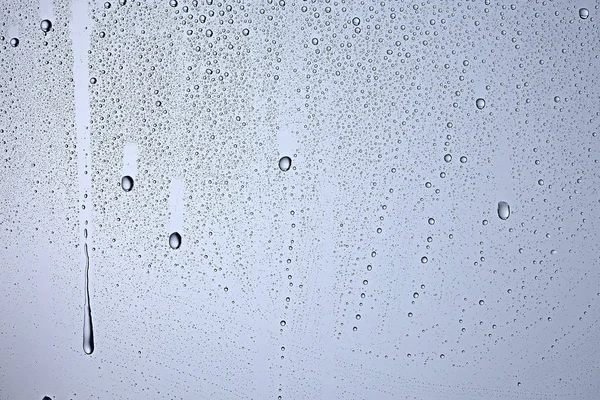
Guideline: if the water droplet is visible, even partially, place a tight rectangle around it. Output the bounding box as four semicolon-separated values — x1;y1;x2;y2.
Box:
554;96;560;103
312;38;318;45
538;179;544;186
408;312;413;317
121;175;134;192
10;38;19;47
479;299;485;305
40;19;52;32
280;320;286;326
440;354;445;359
169;232;182;249
428;218;435;225
579;8;589;19
90;77;97;84
497;201;510;220
170;0;178;6
355;314;361;320
352;17;361;26
242;28;249;36
279;156;291;171
82;244;94;355
550;249;557;255
460;156;467;163
104;1;111;9
444;154;452;162
476;98;486;109
421;256;428;264
413;292;419;298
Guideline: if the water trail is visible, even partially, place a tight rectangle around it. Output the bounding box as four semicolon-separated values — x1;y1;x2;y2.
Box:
70;0;94;354
82;238;94;355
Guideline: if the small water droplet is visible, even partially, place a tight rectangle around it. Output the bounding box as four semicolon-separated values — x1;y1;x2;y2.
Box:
476;98;486;109
355;314;361;320
444;154;452;163
554;96;560;103
104;2;111;9
352;17;361;26
497;201;510;220
421;256;428;264
279;156;291;171
413;292;419;298
90;77;97;84
428;218;435;225
479;299;485;305
10;38;19;47
121;175;134;192
169;232;182;249
170;0;178;6
408;312;413;317
579;8;589;19
280;320;286;326
440;354;445;359
538;179;544;186
312;38;319;45
242;28;249;36
40;19;52;32
460;156;467;163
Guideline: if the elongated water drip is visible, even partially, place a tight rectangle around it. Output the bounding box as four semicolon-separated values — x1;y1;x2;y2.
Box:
83;242;94;355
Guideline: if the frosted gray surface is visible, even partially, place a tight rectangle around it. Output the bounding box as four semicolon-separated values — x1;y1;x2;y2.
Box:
1;1;600;399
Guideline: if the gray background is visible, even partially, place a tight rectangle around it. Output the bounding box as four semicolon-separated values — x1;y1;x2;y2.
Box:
1;0;599;399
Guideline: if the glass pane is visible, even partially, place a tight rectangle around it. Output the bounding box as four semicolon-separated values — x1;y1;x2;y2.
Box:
1;1;599;399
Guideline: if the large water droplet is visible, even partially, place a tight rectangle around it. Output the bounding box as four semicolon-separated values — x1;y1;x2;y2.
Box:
169;232;182;249
40;19;52;32
82;244;94;355
476;98;486;109
10;38;19;47
121;175;134;192
352;17;361;26
279;156;291;171
497;201;510;220
579;8;589;19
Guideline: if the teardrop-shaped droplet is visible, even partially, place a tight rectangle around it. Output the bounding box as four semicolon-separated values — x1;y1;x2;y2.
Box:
169;232;182;249
476;98;486;109
278;156;291;172
497;201;510;220
121;175;134;192
82;244;94;355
